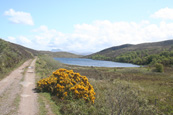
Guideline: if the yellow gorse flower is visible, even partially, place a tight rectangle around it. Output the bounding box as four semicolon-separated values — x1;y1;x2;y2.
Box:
37;68;96;103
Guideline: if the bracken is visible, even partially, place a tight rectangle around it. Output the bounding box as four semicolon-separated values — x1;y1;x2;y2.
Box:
37;68;96;103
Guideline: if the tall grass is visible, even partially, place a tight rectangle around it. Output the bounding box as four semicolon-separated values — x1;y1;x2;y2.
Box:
35;55;163;115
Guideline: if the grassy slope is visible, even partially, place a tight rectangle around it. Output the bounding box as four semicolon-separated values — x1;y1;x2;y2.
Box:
35;55;173;114
88;40;173;57
39;51;81;58
0;38;79;80
0;38;38;79
86;40;173;64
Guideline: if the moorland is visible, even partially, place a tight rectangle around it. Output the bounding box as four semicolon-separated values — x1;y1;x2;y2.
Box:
0;38;172;114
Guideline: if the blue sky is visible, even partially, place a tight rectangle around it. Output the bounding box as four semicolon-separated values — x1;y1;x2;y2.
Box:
1;0;173;53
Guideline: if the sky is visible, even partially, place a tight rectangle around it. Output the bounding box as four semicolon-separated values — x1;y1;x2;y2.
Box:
1;0;173;53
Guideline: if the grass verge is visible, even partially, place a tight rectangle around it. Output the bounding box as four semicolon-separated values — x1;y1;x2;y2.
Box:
38;93;61;115
0;59;27;80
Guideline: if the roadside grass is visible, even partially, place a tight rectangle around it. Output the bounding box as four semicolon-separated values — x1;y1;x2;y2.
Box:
38;93;61;115
38;94;47;115
35;55;65;79
36;55;63;115
10;94;21;115
35;55;173;114
0;59;27;80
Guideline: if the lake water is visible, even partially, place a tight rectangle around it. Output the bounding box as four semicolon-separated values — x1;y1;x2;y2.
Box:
54;58;139;67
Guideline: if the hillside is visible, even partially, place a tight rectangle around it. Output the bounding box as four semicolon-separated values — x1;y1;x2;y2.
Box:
0;38;82;79
86;40;173;66
0;38;39;79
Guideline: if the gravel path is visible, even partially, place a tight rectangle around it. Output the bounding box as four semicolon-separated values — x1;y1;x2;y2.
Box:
18;58;38;115
0;59;32;115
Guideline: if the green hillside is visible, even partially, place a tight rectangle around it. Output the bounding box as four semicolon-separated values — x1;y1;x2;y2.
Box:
0;38;38;79
87;40;173;66
0;38;81;79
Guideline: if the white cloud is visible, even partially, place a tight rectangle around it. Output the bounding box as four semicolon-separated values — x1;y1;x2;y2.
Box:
151;7;173;20
19;36;32;44
7;36;16;43
29;20;173;52
4;9;34;25
5;36;34;49
5;7;173;53
31;25;67;50
32;25;48;32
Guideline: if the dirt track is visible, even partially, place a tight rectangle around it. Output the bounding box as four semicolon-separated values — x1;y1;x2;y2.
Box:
18;58;38;115
0;58;38;115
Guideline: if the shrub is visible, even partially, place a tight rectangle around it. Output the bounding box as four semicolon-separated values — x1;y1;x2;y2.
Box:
37;68;96;103
155;63;164;72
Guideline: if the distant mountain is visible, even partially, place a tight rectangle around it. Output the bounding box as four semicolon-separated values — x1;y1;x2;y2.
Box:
51;49;93;56
78;52;93;56
51;49;62;52
86;40;173;66
67;51;93;56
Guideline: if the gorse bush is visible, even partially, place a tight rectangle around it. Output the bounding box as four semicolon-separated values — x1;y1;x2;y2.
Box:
155;63;164;72
37;68;96;103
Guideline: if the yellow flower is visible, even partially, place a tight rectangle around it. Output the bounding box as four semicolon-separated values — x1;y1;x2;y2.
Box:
92;100;94;104
63;92;68;96
75;90;79;94
37;68;96;103
84;94;88;97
